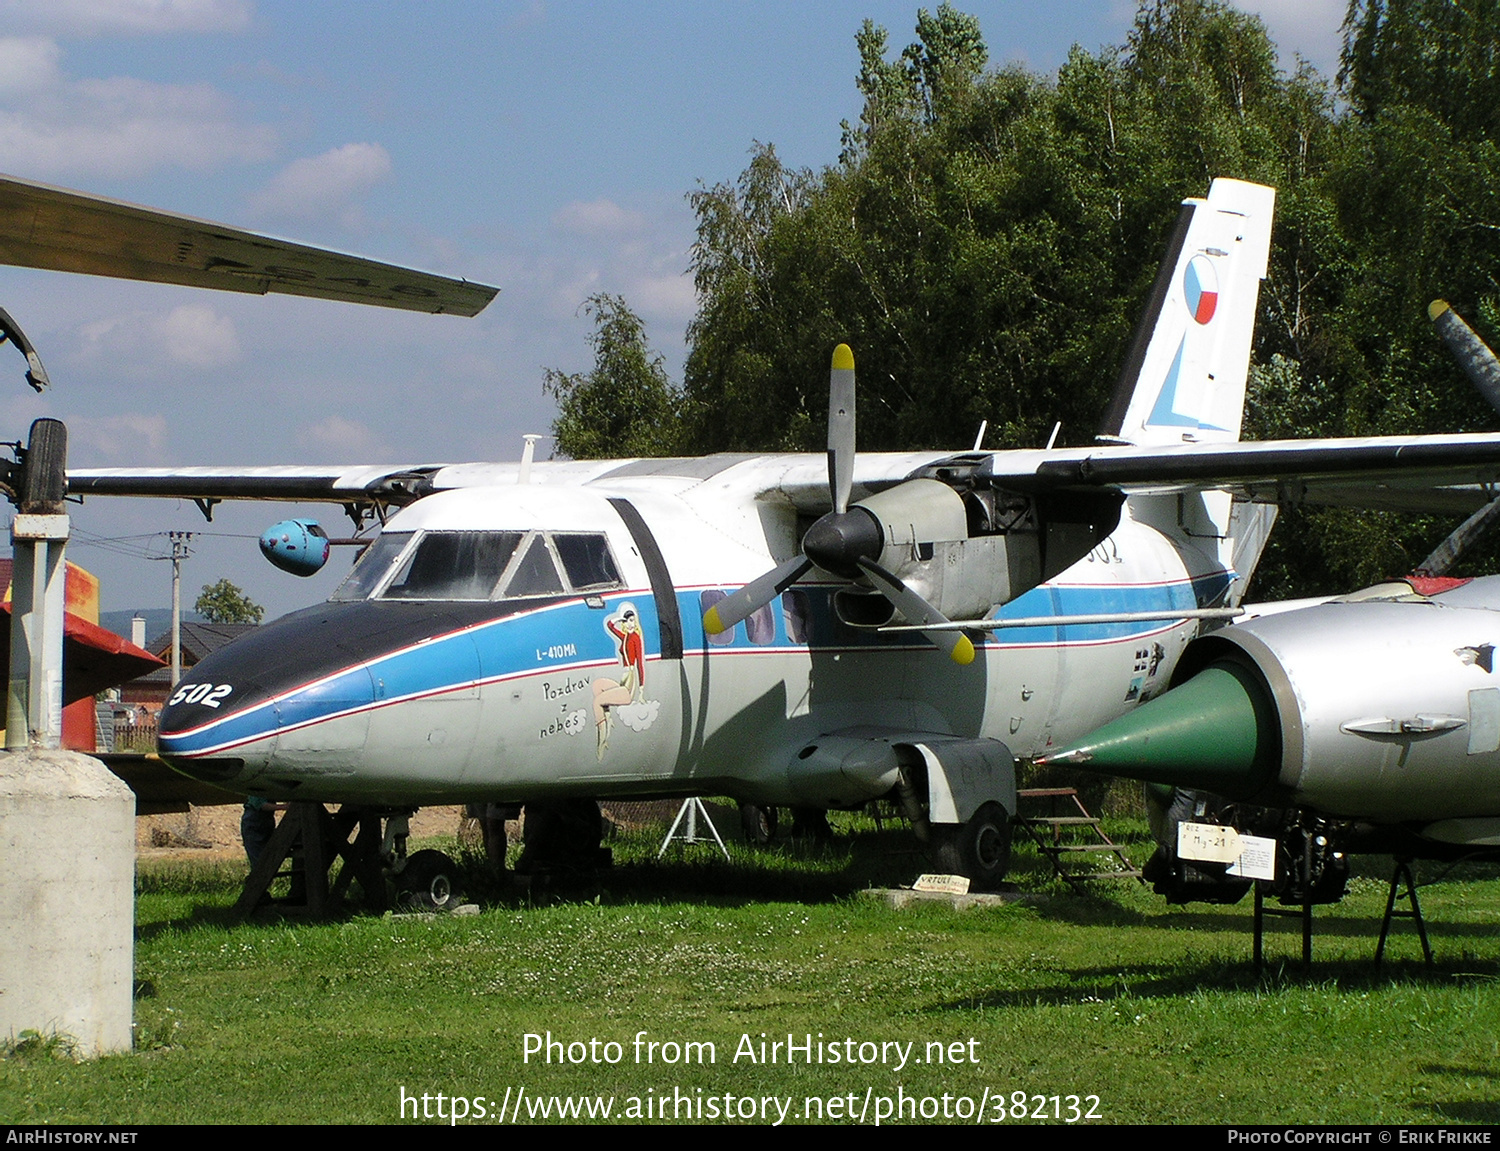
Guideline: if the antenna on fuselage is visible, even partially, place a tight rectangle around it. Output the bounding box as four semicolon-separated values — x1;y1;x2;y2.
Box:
517;434;545;485
971;420;987;451
1045;421;1062;450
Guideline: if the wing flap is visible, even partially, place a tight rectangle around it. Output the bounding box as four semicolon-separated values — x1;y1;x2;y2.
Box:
0;173;498;316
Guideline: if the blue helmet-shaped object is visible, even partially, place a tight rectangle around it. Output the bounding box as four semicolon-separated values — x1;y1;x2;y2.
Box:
259;518;330;576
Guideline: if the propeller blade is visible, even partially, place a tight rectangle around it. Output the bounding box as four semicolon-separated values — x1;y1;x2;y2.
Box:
703;555;813;635
1431;300;1500;415
856;558;976;665
828;343;856;515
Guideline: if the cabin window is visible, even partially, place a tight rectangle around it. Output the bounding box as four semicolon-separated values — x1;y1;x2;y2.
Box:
700;590;737;645
746;603;775;645
382;531;523;600
553;533;622;591
782;589;810;644
329;532;414;601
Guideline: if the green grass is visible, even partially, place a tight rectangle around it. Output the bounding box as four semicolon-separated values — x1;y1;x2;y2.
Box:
3;813;1499;1125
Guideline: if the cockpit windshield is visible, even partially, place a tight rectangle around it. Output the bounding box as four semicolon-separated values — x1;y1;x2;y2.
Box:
329;529;623;602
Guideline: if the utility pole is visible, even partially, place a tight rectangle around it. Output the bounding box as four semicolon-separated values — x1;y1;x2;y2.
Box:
168;531;192;686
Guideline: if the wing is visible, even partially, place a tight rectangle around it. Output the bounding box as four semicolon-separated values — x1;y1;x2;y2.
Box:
66;464;445;506
0;173;497;316
744;436;1500;517
1019;433;1500;514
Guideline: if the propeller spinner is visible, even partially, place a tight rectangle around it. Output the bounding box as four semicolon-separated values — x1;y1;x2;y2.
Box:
702;345;976;665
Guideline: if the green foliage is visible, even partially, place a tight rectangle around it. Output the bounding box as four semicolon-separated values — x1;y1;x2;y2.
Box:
540;1;1500;597
682;0;1323;461
194;578;263;625
545;294;683;460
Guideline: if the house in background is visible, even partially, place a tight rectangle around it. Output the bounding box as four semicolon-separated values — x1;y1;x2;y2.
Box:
120;621;260;714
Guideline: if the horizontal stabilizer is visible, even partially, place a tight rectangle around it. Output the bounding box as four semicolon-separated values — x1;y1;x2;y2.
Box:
0;173;498;316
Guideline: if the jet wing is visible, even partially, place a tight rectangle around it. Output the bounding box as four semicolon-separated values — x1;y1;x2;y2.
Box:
0;173;498;316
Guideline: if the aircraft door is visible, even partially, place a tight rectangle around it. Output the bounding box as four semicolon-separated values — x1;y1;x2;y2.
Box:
576;497;685;782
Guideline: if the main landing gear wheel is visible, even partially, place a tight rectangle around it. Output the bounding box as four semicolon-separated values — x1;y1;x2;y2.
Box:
398;849;461;911
930;802;1012;891
739;802;779;846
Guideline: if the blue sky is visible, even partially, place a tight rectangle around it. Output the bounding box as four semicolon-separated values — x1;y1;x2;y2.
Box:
0;0;1346;619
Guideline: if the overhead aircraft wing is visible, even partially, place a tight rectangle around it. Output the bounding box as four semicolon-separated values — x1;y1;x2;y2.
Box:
67;464;441;506
0;173;498;316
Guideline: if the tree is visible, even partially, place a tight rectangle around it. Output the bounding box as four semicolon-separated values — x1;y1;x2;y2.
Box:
544;294;683;459
195;579;264;624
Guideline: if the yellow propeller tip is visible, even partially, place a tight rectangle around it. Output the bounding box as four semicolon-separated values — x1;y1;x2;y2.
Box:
1429;299;1451;321
831;343;854;371
951;635;976;665
703;607;724;635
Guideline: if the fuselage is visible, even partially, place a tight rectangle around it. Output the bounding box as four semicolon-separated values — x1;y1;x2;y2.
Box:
157;453;1240;807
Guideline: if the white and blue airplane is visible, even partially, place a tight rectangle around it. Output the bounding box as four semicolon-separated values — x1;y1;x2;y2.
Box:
14;173;1500;893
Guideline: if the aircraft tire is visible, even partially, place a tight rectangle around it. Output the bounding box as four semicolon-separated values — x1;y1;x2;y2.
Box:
739;802;778;846
930;802;1011;891
398;849;461;911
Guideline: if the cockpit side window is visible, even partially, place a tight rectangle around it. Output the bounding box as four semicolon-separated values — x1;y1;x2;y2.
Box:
553;533;622;591
381;531;523;600
500;534;565;597
330;532;415;601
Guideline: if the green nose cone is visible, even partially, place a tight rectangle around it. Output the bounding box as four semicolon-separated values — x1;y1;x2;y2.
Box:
1036;661;1279;798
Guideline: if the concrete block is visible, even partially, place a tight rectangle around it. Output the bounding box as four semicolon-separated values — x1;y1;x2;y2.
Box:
0;749;134;1056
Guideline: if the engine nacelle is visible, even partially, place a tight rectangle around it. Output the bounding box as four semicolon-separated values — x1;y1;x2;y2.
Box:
259;518;330;576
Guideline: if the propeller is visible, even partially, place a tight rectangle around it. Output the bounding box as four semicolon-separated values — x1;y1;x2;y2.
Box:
702;344;976;665
1419;300;1500;577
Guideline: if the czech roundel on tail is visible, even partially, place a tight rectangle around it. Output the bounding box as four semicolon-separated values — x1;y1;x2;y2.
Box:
26;171;1500;894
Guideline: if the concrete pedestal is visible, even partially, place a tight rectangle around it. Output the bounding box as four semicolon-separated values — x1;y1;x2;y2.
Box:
0;749;134;1056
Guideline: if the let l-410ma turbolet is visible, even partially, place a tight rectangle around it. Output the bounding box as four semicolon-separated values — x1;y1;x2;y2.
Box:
50;175;1500;890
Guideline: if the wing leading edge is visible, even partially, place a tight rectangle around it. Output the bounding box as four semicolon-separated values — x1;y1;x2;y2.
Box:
0;173;498;316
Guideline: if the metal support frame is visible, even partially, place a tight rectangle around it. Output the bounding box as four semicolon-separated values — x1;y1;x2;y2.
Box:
658;797;730;860
1252;885;1314;973
1375;858;1434;968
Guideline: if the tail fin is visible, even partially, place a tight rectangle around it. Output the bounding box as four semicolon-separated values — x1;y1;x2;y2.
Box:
1097;179;1275;447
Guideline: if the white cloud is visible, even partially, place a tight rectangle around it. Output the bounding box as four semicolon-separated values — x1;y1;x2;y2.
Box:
154;304;240;367
0;39;276;178
249;142;393;227
1235;1;1345;74
552;198;646;237
295;415;388;460
0;0;252;36
68;412;168;462
0;37;60;94
76;303;241;369
628;272;696;324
